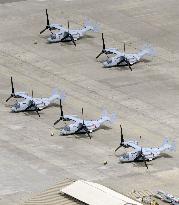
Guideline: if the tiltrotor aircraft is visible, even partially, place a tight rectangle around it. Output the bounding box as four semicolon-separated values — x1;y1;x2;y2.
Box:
115;125;176;168
96;33;155;70
53;100;116;138
40;9;99;46
6;77;64;117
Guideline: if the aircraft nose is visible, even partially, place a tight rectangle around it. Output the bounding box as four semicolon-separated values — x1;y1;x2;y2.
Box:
119;156;125;162
103;62;108;67
11;107;16;112
103;61;108;67
59;129;65;135
47;37;53;43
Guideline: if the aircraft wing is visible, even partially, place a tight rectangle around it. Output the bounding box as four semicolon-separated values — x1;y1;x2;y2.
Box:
69;30;81;40
124;141;141;150
105;48;122;55
15;92;32;100
64;115;82;123
50;24;63;30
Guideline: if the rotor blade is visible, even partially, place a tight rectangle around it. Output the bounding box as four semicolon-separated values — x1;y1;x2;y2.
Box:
140;148;148;169
134;149;143;161
141;152;148;169
87;132;91;139
26;100;40;118
102;33;105;50
128;63;132;71
60;99;64;118
27;101;40;117
69;34;76;46
46;9;49;26
61;33;70;42
6;76;14;102
115;145;121;152
118;57;125;65
68;21;69;32
6;95;12;102
76;123;83;131
35;107;40;117
75;123;85;135
82;107;84;124
84;125;91;139
124;42;125;53
54;118;61;125
40;27;47;34
144;160;148;169
27;99;34;108
71;38;76;47
32;90;33;98
81;107;85;125
124;58;132;71
76;123;90;139
11;76;14;94
120;125;124;143
96;33;105;59
61;32;76;46
96;51;103;59
134;150;149;169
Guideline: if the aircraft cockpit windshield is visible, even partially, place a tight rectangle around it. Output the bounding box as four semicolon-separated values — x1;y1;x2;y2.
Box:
122;153;129;159
14;102;20;109
107;59;112;64
63;126;70;131
50;34;56;40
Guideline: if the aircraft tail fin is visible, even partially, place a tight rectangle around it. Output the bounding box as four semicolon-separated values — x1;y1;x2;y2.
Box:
49;89;65;102
160;137;176;152
169;140;176;152
99;110;117;124
83;18;100;32
137;44;156;59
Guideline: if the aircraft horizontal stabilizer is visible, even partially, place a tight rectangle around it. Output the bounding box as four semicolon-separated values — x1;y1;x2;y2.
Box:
84;18;100;32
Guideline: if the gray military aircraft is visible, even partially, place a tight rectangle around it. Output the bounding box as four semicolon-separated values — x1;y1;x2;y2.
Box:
115;125;176;168
6;77;64;117
53;100;116;138
96;33;155;70
40;9;99;46
155;190;179;205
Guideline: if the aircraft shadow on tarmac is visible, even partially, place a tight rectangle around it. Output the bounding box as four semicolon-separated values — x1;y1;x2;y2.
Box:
57;133;93;140
140;59;151;63
47;103;60;108
158;153;173;159
23;111;45;117
46;41;78;46
99;124;112;130
132;161;153;168
82;34;95;39
98;59;152;71
132;153;173;169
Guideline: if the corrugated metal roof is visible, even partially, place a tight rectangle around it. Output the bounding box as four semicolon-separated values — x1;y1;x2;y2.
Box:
22;179;143;205
60;180;143;205
22;178;85;205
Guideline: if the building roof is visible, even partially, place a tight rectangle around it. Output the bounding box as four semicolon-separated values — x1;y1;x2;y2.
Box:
60;180;143;205
23;179;143;205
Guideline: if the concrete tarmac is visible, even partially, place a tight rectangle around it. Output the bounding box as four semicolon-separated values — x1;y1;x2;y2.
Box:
0;0;179;204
